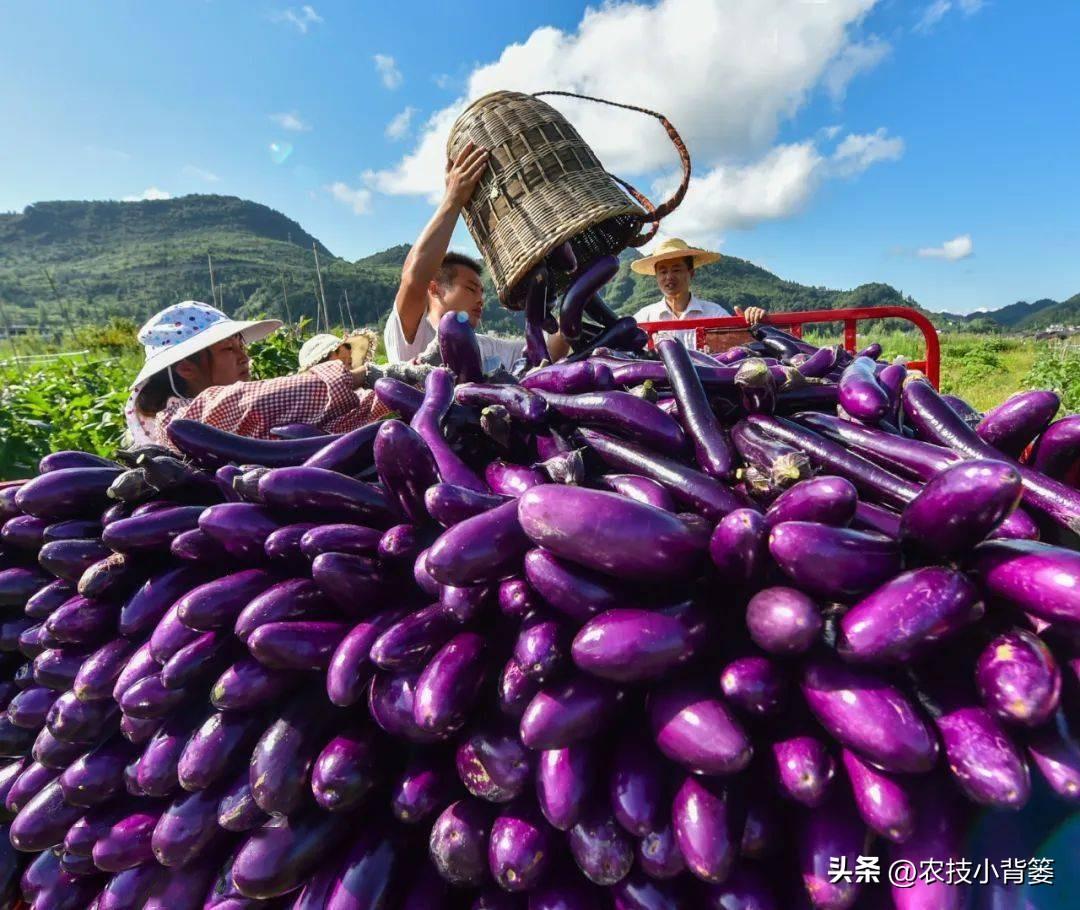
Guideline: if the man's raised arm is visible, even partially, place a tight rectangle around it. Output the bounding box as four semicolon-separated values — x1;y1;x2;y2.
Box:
393;141;489;344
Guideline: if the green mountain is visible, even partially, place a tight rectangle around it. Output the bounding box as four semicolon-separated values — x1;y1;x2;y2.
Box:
0;193;1073;338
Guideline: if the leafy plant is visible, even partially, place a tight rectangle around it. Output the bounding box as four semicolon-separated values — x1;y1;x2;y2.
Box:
1023;343;1080;413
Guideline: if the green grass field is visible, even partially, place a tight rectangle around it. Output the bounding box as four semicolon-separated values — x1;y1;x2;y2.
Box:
2;324;1077;480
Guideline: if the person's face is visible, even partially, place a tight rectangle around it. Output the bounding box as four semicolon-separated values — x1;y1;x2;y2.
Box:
655;258;693;299
431;266;485;327
331;343;352;367
176;334;250;392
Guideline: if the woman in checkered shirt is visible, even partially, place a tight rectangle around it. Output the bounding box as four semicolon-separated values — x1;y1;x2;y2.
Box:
125;301;411;448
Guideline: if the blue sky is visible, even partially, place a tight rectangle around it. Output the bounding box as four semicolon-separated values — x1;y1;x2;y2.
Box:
2;0;1077;315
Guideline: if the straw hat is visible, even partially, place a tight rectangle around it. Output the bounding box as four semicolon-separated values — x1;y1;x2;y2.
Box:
630;237;722;275
131;301;281;389
298;334;345;372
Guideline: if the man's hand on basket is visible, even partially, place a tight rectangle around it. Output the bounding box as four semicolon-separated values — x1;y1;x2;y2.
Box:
445;141;489;209
735;305;767;327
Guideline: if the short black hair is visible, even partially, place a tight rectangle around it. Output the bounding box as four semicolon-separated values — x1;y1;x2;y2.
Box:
684;256;695;271
435;252;483;290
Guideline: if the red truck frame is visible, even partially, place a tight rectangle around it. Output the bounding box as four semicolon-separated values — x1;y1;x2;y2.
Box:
638;305;941;389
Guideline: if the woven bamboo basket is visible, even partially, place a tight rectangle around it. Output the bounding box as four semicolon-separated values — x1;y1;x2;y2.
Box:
446;90;690;308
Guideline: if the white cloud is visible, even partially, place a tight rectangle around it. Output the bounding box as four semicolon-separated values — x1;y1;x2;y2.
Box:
385;106;417;141
915;0;983;32
271;5;323;34
374;54;403;90
326;182;372;215
270;111;311;132
819;124;844;141
829;127;905;176
918;234;974;261
433;73;454;90
182;165;221;183
823;36;890;102
368;0;890;231
122;187;171;202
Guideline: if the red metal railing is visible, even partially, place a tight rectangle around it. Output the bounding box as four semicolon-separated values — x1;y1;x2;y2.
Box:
638;305;941;388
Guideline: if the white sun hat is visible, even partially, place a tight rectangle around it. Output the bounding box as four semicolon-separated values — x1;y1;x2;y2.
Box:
298;334;345;372
131;301;282;389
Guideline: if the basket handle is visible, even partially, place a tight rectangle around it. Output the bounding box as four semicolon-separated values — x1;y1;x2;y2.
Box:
532;91;691;246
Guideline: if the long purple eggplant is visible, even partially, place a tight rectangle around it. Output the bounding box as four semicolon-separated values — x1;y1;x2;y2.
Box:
1031;415;1080;480
560;255;618;340
536;742;592;831
166;418;330;468
457;723;531;804
370;604;462;672
976;389;1059;457
457;383;549;424
428;798;494;886
769;521;901;600
903;377;1080;534
518;486;705;581
488;801;552;892
764;476;857;529
649;683;751;776
302;420;383;474
424;483;510;527
258;466;394;525
520;675;621;751
838;567;984;662
119;566;206;639
797;787;867;910
523;265;550;367
414;631;486;735
523;361;612;395
838;356;890;422
211;657;294;712
248;620;349;671
657;338;735;478
234;577;329;643
102;506;203;554
311;725;379;812
217;768;268;832
841;748;915;843
801;658;937;773
15;467;121;520
439;310;484;382
179;709;266;793
523;548;642;623
608;737;663;837
411;368;487;492
540;389;686;456
392;751;456;822
151;783;223;867
135;707;205;798
966;538;1080;624
45;594;119;646
11;776;91;851
374;419;439;523
568;802;634;886
719;655;787;716
249;692;335;816
571;605;705;682
673;775;740;884
426;499;530;586
175;569;276;631
59;736;136;807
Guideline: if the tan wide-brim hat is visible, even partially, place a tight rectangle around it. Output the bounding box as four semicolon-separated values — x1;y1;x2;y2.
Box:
630;237;722;275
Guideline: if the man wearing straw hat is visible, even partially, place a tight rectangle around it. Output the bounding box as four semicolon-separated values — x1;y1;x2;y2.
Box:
631;238;766;349
125;301;393;448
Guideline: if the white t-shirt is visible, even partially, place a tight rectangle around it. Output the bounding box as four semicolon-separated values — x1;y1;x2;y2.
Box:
384;307;523;373
632;295;732;350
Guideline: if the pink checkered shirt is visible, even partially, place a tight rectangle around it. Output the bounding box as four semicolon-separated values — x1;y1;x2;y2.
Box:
154;361;389;446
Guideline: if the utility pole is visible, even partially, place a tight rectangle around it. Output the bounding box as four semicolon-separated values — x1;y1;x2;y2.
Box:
343;288;355;331
311;278;323;333
280;273;292;325
312;243;330;331
208;252;219;310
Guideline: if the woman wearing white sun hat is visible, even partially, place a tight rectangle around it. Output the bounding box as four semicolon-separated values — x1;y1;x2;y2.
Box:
125;301;390;447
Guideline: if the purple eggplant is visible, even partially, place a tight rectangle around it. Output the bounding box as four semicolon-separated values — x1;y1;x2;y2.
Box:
456;724;531;803
101;505;203;554
719;655;787;716
248;620;349;671
143;853;219;910
747;591;820;656
886;778;966;910
769;522;901;601
412;368;487;492
1031;415;1080;480
838;356;890;422
975;628;1060;726
486;460;547;497
45;595;119;646
488;802;552;892
673;775;740;884
764;476;857;529
523;548;638;622
539;389;686;455
967;539;1080;624
311;726;379;812
170;527;228;563
519;486;704;581
658;338;735;478
5;761;59;815
597;474;676;511
374;419;439;524
151;783;223;867
180;709;265;792
709;508;769;587
325;608;404;708
801;658;937;773
112;643;160;703
249;694;333;816
771;734;835;807
392;751;456;823
175;568;276;631
900;459;1022;556
841;749;915;843
429;797;494;887
569;802;634;886
211;657;293;712
414;631;486;735
119;566;206;638
1;514;49;549
24;579;75;620
523;361;612;395
637;824;686;881
976;389;1059;457
1026;710;1080;800
59;736;136;807
989;506;1041;541
148;605;199;664
36;538;110;582
0;566;50;608
326;825;402;909
32;726;86;769
231;806;352;899
91;805;161;871
609;737;664;837
457;383;549;424
15;467;121;520
300;522;383;560
258;466;394;525
577;428;750;521
263;521;317;571
520;675;621;751
499;658;540;719
370;604;461;672
217;768;267;832
797;788;867;910
497;577;539;620
537;742;593;831
234;578;330;643
117;673;186;721
426;499;530;587
424;484;510;527
837;567;984;663
6;685;59;729
167;417;330;467
560;255;618;340
135;707;205;798
571;604;705;683
649;683;751;776
851;501;901;539
368;670;442;744
34;647;88;691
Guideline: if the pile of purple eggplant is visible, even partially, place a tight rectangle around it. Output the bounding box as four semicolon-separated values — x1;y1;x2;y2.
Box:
2;307;1080;910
